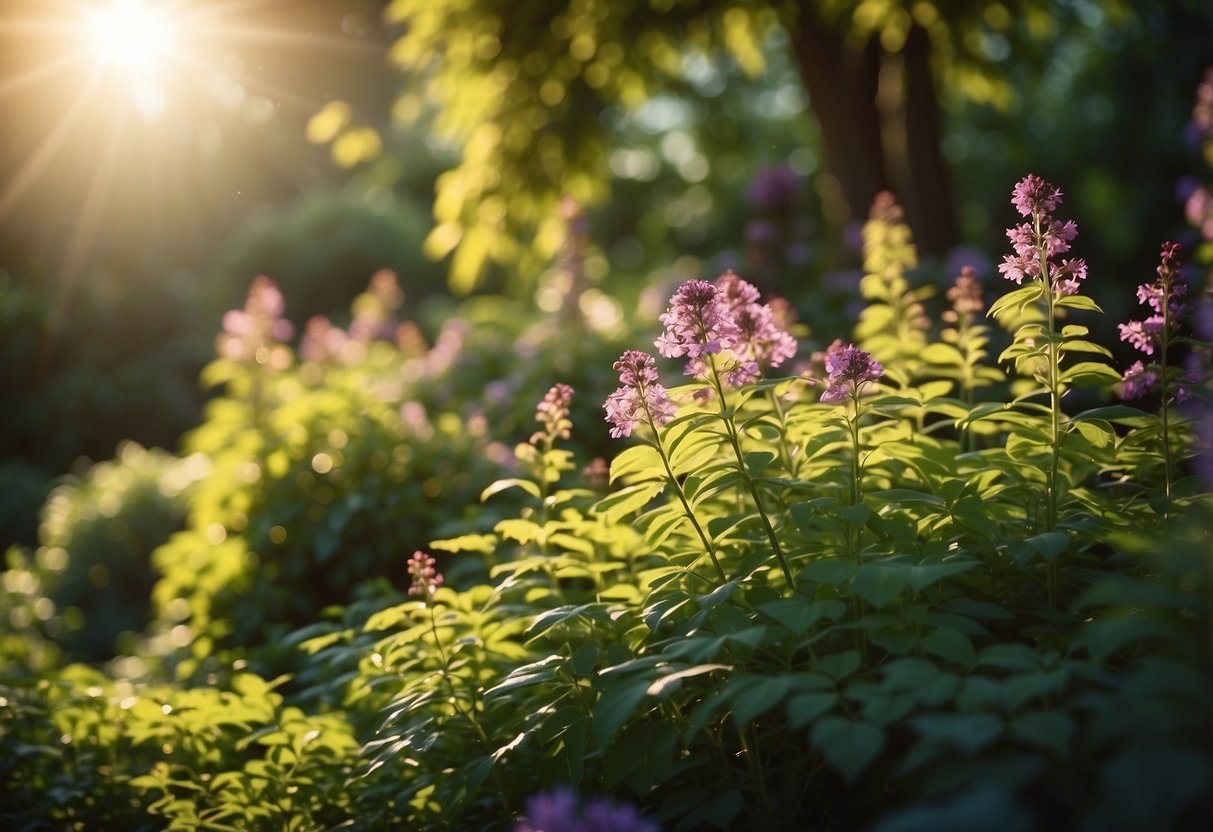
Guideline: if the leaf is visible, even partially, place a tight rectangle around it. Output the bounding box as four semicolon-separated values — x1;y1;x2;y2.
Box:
757;598;829;635
816;650;862;681
836;502;871;527
988;283;1043;319
592;677;652;748
906;559;980;593
786;691;837;729
799;558;855;586
743;451;775;475
911;713;1003;753
608;444;664;484
1054;293;1103;312
810;717;886;781
730;675;792;726
592;482;665;523
1009;711;1073;757
869;489;945;507
852;563;909;609
568;643;599;678
646;664;731;698
921;628;976;668
1025;531;1069;562
870;787;1032;832
480;478;541;502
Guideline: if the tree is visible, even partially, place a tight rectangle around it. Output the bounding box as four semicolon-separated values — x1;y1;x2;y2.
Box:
383;0;1122;292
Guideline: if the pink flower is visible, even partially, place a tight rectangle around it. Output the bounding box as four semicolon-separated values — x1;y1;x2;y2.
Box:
531;383;574;444
1119;361;1159;400
655;279;739;367
407;551;443;598
820;341;884;402
714;271;798;386
604;350;676;439
216;276;294;363
999;175;1087;296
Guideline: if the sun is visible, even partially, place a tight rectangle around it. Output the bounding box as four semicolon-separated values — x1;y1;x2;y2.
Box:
86;0;177;73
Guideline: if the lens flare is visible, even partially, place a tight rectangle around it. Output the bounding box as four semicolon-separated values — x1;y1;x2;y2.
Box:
87;0;176;73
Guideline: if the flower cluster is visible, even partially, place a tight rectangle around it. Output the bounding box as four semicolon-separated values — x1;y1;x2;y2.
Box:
654;273;797;386
406;551;443;599
531;383;574;446
603;350;676;439
216;276;295;366
1118;242;1188;399
819;341;884;403
998;174;1088;296
514;788;658;832
945;265;984;326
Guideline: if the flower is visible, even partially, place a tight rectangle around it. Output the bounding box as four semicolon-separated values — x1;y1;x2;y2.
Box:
299;315;350;364
531;383;574;445
714;271;797;386
406;551;443;598
1118;317;1165;355
745;164;802;215
604;350;676;439
216;276;294;364
945;265;984;325
655;279;738;370
819;341;884;402
1119;361;1159;400
514;788;659;832
998;175;1087;296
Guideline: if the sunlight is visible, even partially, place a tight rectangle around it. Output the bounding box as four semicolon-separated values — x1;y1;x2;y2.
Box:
86;0;177;73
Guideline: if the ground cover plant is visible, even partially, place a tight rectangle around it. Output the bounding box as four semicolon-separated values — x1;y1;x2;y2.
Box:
3;165;1210;830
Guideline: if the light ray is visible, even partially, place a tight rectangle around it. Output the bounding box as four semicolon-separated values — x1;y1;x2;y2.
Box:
0;68;103;222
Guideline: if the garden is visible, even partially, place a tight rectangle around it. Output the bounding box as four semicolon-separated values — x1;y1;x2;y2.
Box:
1;1;1211;830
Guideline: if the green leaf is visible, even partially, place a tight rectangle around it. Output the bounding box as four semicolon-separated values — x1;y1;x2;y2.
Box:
1054;293;1103;312
816;650;862;681
1009;711;1072;757
852;562;909;609
921;628;976;668
730;675;791;726
988;283;1043;319
1073;404;1155;427
568;643;599;678
646;664;731;698
786;691;837;729
810;717;886;781
911;713;1003;753
836;502;871;527
1025;531;1069;562
743;451;775;475
480;477;541;502
757;598;829;635
906;559;980;593
870;787;1032;832
608;444;664;484
869;489;945;507
799;558;855;586
592;482;664;523
592;677;652;748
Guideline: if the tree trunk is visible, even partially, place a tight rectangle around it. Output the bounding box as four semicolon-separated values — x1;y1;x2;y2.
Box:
785;15;958;256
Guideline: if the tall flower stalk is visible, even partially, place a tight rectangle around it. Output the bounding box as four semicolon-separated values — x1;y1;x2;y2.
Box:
1118;242;1188;508
656;276;797;587
604;350;725;583
819;342;884;553
997;175;1088;533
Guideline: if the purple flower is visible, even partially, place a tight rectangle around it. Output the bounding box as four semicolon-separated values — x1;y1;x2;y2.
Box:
998;175;1087;296
819;341;884;403
531;384;574;445
604;350;676;439
349;269;404;344
745;164;802;215
655;279;739;371
515;789;659;832
216;276;294;363
1118;317;1165;355
1119;361;1159;400
714;271;798;386
299;315;350;364
406;551;443;598
1186;186;1213;241
1010;173;1063;218
945;265;984;325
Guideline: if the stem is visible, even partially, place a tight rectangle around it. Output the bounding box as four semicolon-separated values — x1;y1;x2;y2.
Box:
640;397;727;584
708;360;794;587
1160;289;1173;516
768;385;801;480
1036;213;1061;612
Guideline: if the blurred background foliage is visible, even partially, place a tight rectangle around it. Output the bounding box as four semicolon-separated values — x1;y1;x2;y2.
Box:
1;0;1211;603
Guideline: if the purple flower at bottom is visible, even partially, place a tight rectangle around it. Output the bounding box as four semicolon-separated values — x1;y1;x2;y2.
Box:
604;350;676;439
515;789;659;832
1119;361;1159;400
820;341;884;403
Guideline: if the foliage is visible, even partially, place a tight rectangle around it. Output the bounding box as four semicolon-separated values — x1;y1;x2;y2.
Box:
2;173;1211;831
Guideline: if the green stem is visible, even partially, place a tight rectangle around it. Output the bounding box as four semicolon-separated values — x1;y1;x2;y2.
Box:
640;397;726;584
768;385;800;480
1037;214;1061;612
708;360;794;587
